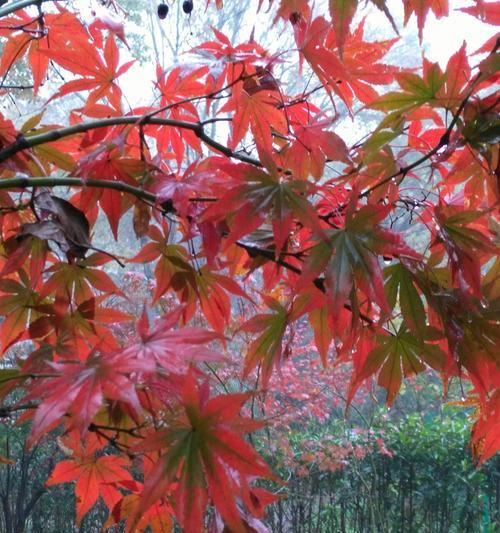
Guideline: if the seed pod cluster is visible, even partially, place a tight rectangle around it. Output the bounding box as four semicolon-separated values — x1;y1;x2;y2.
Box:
182;0;194;14
157;3;169;19
157;1;194;20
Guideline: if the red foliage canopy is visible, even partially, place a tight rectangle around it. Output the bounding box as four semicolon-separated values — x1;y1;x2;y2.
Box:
0;0;498;530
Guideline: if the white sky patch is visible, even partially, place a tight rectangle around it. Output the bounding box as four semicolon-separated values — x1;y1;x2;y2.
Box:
333;0;498;145
421;4;498;64
376;0;498;65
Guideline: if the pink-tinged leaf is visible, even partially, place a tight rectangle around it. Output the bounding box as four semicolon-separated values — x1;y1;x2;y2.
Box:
121;307;223;372
25;353;142;444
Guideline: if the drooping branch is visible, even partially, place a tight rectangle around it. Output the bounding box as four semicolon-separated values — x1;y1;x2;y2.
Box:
1;175;381;327
2;176;303;277
0;176;157;202
1;54;491;187
0;116;262;167
0;402;38;417
0;0;63;18
0;84;34;90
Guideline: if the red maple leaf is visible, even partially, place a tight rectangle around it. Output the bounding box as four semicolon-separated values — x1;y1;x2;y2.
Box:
404;0;449;41
302;202;420;322
0;8;89;93
130;370;275;532
24;349;143;444
41;35;133;110
120;307;223;372
47;435;133;523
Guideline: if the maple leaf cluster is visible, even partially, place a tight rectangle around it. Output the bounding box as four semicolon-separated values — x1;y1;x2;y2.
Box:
0;0;498;531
